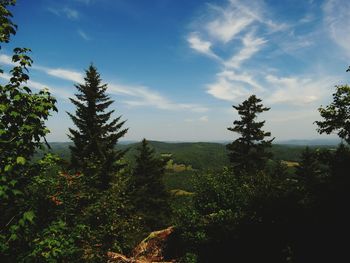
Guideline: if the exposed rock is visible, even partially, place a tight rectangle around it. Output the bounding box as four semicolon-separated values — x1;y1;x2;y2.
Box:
107;226;176;263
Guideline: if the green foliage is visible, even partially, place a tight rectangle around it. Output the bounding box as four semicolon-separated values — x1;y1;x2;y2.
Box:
28;220;79;262
315;85;350;144
68;64;128;190
131;139;171;231
0;2;57;258
227;95;274;175
181;252;198;263
174;167;305;262
296;147;325;185
164;170;196;192
78;174;142;261
0;0;16;46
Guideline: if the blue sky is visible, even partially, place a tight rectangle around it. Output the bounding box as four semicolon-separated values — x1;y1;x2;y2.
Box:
1;0;349;141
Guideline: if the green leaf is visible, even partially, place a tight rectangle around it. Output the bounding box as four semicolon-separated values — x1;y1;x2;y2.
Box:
9;233;17;241
12;189;22;196
16;156;26;165
23;211;35;224
4;165;12;172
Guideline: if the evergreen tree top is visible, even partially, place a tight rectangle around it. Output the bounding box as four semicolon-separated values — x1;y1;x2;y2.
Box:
227;95;274;174
67;64;127;189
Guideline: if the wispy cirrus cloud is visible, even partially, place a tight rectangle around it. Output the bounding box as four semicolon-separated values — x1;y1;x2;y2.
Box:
187;0;274;103
0;53;207;112
323;0;350;58
78;29;91;41
187;32;220;60
264;74;337;105
188;0;341;107
48;7;80;20
207;72;249;101
63;7;79;20
205;3;254;43
1;53;85;83
0;72;73;99
109;83;208;113
224;33;266;69
0;54;15;66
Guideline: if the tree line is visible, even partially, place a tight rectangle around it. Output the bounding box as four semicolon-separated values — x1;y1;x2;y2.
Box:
1;1;350;262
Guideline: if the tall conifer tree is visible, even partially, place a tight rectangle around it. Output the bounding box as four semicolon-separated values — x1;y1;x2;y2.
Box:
227;95;274;175
132;139;170;230
68;65;127;189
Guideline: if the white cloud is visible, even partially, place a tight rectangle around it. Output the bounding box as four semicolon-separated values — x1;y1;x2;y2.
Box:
207;73;249;101
323;0;350;57
206;3;254;43
207;69;338;106
219;70;264;92
48;7;80;20
0;55;85;85
0;54;15;66
299;14;315;24
33;65;84;83
109;83;208;112
188;0;331;108
0;73;73;99
46;68;84;83
224;32;266;68
187;32;220;60
199;116;209;122
1;51;208;112
63;7;79;20
78;30;90;41
228;0;288;32
265;74;337;105
206;69;264;102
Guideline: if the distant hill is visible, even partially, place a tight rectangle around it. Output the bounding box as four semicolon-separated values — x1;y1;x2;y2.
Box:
39;140;338;170
276;138;341;146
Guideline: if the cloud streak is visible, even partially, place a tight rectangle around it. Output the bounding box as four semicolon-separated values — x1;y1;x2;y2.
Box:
48;7;80;20
188;0;339;107
323;0;350;58
109;83;208;113
187;32;220;60
206;3;254;43
0;73;73;99
78;29;91;41
224;33;266;69
1;53;207;113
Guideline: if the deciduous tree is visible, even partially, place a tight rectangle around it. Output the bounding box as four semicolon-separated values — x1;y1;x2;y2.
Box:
0;0;57;257
315;85;350;144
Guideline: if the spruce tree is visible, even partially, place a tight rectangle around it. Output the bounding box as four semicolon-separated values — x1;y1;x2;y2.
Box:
132;139;170;230
68;65;127;190
227;95;274;175
296;147;322;179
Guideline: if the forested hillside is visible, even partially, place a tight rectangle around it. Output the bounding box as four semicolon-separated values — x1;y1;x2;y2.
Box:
36;141;335;168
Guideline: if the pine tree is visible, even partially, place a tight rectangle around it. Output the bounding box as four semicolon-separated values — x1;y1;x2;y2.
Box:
131;139;170;230
68;65;127;190
296;147;321;179
295;147;324;195
227;95;274;175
